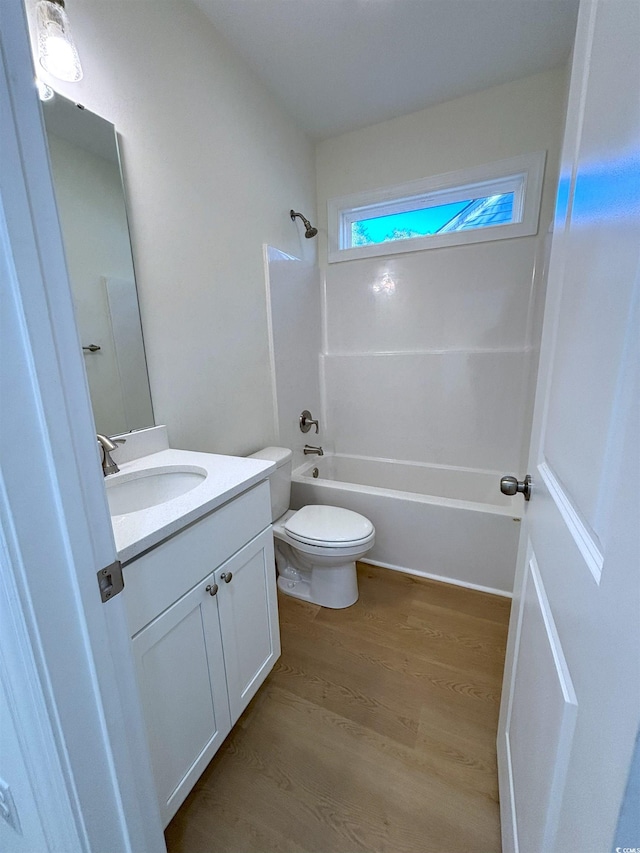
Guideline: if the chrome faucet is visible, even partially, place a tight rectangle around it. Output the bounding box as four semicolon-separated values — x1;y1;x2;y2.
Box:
97;434;126;476
303;444;324;456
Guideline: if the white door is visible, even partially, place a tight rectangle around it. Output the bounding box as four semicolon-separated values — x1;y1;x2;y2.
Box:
497;2;640;852
1;5;164;851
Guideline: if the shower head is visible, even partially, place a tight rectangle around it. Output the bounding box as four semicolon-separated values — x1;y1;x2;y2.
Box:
290;209;318;238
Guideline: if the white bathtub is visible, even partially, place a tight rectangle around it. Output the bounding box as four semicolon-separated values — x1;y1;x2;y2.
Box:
291;454;521;595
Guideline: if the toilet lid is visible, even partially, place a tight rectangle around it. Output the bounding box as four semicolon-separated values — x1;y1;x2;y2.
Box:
284;505;374;546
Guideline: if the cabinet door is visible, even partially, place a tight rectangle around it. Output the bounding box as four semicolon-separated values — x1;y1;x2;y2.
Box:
131;574;231;827
216;528;281;723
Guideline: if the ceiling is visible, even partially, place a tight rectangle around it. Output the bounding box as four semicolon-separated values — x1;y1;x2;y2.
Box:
193;0;579;140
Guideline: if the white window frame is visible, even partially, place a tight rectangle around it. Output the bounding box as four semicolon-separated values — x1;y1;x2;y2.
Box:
327;151;547;263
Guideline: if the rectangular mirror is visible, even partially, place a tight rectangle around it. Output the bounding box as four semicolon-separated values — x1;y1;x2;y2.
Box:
42;94;154;437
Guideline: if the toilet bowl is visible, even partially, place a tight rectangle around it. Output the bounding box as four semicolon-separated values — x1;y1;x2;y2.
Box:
249;447;375;609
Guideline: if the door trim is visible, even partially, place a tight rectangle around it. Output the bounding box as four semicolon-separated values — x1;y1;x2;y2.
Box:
538;461;603;583
499;553;578;853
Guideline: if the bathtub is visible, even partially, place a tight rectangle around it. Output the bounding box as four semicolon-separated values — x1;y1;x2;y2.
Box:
290;454;521;596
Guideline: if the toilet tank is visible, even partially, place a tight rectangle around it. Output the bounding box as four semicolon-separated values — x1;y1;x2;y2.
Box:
248;446;292;521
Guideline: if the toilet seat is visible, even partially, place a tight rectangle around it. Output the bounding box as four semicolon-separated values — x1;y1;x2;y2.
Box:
280;533;375;560
284;505;374;548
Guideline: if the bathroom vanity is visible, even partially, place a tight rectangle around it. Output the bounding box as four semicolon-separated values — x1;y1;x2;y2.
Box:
109;434;280;827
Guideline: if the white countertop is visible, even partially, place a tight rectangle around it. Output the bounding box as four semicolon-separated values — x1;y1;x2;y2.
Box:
108;448;275;564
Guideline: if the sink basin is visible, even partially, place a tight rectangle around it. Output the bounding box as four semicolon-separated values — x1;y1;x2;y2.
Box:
106;465;208;515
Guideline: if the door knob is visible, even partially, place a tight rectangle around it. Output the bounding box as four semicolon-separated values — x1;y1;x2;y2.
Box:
221;572;233;583
205;583;218;596
500;474;532;501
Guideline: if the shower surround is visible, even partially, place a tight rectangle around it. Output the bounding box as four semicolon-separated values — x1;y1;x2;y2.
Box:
316;70;567;482
266;70;567;593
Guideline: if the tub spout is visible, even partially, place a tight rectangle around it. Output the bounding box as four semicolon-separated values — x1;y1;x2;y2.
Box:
303;444;324;456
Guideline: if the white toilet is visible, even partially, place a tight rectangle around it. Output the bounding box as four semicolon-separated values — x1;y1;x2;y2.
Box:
250;447;375;609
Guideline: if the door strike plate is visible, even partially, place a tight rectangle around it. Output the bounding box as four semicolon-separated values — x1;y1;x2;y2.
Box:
97;559;124;602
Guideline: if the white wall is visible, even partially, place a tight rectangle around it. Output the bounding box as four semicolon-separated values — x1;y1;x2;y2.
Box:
264;246;322;469
28;0;316;455
316;68;568;473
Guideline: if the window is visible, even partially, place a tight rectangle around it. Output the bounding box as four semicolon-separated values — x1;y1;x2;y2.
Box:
328;152;546;263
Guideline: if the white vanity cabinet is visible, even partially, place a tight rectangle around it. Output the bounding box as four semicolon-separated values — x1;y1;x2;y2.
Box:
130;570;232;826
122;480;280;827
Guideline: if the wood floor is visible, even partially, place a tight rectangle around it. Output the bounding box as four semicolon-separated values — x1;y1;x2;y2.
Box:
165;563;511;853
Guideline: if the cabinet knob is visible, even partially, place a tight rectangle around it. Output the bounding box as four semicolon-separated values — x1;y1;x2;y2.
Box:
221;572;233;584
205;583;218;596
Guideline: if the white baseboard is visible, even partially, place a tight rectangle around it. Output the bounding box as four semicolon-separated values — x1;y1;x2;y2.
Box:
360;557;513;599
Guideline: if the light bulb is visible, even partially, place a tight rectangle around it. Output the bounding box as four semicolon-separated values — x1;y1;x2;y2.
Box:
36;0;83;83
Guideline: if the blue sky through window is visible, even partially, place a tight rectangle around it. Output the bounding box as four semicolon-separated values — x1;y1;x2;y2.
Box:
352;193;514;246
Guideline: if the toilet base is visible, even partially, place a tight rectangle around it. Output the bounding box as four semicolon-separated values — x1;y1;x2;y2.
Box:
276;557;359;609
277;574;314;603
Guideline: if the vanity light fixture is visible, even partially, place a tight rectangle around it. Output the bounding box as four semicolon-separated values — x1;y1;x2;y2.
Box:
36;0;83;83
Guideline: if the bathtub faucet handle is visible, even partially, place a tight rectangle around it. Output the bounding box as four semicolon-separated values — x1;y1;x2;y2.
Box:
299;410;319;434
